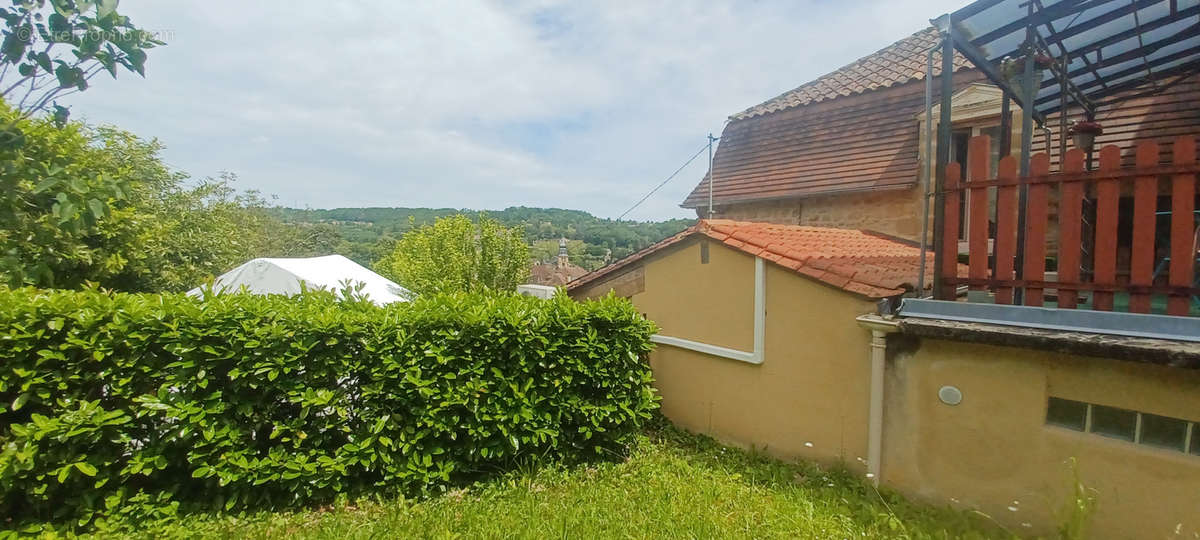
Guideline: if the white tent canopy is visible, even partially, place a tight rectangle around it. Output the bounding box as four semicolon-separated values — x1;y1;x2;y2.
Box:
188;254;411;305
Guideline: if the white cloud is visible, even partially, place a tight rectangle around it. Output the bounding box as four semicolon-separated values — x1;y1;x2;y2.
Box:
64;0;968;221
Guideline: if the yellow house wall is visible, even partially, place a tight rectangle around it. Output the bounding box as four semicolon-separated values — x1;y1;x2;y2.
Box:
884;338;1200;539
575;237;880;465
573;235;1200;537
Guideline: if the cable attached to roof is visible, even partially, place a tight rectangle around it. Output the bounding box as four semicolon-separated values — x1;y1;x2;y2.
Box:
616;141;712;221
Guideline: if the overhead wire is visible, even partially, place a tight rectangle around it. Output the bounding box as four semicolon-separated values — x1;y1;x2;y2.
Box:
617;141;711;221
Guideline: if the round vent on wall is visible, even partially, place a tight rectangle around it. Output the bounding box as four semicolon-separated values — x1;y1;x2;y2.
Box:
938;385;963;406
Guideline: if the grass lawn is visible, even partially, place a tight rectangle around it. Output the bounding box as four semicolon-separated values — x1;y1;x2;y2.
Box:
102;426;1011;539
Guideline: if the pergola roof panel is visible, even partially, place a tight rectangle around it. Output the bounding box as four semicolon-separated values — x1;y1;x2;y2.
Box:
943;0;1200;117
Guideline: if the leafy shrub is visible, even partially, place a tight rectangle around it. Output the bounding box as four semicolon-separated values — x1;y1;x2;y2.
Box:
0;287;657;532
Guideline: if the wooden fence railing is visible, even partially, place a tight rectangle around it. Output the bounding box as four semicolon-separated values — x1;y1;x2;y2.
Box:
936;134;1199;317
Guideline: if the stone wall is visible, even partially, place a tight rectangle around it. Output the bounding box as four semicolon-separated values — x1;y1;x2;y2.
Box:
716;185;928;242
712;199;802;225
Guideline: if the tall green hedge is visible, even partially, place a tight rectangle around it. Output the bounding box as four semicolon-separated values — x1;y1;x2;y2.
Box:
0;288;657;530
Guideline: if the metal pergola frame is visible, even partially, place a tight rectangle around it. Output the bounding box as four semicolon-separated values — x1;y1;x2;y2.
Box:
924;0;1200;301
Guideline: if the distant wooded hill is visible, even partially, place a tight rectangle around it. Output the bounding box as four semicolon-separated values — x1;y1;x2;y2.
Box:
271;206;694;271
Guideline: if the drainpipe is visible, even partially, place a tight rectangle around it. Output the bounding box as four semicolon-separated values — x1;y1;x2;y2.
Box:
855;314;900;487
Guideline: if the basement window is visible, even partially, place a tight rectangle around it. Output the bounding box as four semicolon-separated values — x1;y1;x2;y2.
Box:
1139;413;1189;451
1090;405;1137;442
1046;396;1198;456
1046;397;1088;431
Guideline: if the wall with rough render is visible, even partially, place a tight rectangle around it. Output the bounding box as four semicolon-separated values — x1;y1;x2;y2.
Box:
884;337;1200;539
571;237;880;466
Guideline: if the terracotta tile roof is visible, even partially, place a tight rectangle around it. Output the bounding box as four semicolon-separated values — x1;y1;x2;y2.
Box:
528;261;589;287
569;220;960;299
680;26;983;209
732;27;971;120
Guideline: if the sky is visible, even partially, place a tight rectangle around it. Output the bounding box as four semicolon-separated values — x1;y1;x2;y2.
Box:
63;0;968;221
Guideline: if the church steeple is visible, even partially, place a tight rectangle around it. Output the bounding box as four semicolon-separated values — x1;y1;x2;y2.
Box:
556;237;569;268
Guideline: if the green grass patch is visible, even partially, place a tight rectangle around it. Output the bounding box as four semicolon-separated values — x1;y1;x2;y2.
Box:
100;425;1011;539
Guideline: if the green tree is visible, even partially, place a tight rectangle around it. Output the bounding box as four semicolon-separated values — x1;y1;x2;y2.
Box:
0;102;338;292
124;174;289;292
1;0;163;123
0;103;133;287
374;214;529;296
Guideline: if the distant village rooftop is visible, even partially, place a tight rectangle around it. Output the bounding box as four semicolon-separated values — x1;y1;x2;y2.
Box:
528;237;588;287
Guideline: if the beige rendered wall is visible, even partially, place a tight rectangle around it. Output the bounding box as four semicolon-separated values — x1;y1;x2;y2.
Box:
884;338;1200;538
716;185;927;242
577;237;880;466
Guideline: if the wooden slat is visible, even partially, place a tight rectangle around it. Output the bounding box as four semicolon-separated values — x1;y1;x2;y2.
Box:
940;162;962;300
994;155;1018;304
968;135;991;289
937;163;1200;190
1057;149;1086;309
1093;145;1123;312
1129;141;1160;313
1168;135;1197;316
1022;153;1050;307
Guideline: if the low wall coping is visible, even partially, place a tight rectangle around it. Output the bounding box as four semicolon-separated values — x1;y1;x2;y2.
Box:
878;314;1200;369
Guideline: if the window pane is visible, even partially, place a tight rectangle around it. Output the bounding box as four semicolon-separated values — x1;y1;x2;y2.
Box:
1046;397;1087;431
1191;425;1199;456
1090;405;1136;441
953;131;971;240
980;125;1002;177
1139;413;1187;451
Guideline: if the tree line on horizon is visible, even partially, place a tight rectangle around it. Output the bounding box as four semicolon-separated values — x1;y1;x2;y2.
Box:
272;207;693;271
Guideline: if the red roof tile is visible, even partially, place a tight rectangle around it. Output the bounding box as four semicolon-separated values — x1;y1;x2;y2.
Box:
680;27;980;209
528;261;589;287
568;220;963;299
732;27;971;120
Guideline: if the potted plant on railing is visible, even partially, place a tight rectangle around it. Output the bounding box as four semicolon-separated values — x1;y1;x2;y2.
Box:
1068;120;1103;151
1000;53;1054;93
